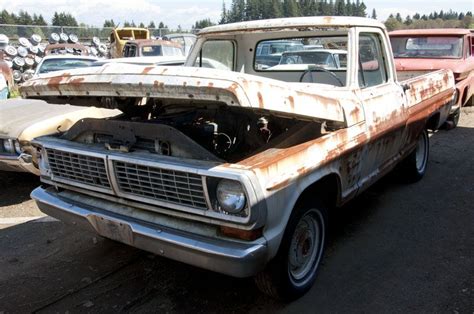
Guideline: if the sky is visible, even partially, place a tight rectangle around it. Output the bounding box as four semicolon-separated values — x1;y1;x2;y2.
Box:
0;0;472;29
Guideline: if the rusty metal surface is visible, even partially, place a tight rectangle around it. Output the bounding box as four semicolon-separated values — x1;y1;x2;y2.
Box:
20;64;347;125
124;39;182;48
199;16;385;35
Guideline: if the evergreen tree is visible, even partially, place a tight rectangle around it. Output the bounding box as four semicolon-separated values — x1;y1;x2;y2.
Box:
219;0;228;24
139;22;145;28
52;11;78;26
269;0;283;18
103;19;116;27
346;0;353;16
283;0;300;17
335;0;346;16
395;12;403;23
148;21;156;29
405;15;413;25
0;10;16;24
371;8;377;19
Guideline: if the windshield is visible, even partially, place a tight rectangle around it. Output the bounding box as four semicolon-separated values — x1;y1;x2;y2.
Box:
141;45;162;56
38;58;96;74
390;36;463;58
280;51;336;67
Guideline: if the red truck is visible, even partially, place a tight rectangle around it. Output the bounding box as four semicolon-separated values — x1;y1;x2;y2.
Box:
390;29;474;126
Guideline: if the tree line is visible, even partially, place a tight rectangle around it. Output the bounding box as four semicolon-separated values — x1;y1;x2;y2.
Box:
385;10;473;31
220;0;370;24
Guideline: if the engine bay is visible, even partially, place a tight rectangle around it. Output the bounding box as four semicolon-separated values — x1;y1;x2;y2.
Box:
60;97;326;163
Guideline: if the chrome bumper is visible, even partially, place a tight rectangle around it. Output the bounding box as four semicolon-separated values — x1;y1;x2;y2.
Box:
31;186;268;278
0;153;39;175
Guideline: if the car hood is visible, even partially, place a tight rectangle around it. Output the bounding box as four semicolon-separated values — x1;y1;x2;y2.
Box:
0;98;121;141
20;63;358;127
394;58;472;74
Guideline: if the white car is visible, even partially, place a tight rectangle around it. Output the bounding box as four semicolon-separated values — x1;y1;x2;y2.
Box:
34;55;99;77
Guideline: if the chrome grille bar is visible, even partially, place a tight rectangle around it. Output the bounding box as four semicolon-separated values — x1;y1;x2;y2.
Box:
46;148;111;189
114;161;208;210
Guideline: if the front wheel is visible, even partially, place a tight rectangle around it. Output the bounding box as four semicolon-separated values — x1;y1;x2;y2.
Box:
400;129;429;182
254;203;327;300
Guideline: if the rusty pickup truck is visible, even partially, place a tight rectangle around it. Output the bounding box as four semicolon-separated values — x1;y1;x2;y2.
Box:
390;29;474;126
21;17;455;300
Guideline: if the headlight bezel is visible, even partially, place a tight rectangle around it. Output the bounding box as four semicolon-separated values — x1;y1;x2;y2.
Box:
1;138;19;155
216;179;247;215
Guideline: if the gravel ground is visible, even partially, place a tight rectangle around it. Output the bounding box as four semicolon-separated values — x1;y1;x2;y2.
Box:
0;108;473;313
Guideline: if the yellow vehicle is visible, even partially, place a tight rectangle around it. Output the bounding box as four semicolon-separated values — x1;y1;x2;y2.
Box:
109;28;150;58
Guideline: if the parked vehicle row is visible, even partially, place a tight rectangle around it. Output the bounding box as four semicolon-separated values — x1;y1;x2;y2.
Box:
11;16;456;301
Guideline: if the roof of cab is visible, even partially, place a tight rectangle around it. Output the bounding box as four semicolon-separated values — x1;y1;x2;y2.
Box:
199;16;386;35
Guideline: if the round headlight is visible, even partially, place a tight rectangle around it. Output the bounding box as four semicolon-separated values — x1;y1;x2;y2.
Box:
14;141;22;154
216;179;246;214
3;139;13;153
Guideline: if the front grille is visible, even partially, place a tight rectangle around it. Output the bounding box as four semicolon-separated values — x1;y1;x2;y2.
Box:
46;148;111;189
114;161;208;210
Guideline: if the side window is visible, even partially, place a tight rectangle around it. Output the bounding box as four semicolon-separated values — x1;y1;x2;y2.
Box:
358;33;388;88
195;40;235;71
470;36;474;57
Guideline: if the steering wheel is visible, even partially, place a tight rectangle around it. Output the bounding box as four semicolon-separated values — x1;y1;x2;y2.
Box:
299;65;344;86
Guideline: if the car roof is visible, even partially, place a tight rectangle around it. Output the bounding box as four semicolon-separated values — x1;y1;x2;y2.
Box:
389;28;471;36
199;16;385;35
124;39;182;48
40;55;99;61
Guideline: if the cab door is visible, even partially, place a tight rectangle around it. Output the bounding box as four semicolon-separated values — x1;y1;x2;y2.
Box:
355;28;408;189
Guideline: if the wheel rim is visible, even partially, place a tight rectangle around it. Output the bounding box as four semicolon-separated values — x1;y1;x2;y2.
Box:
415;132;428;173
288;209;325;287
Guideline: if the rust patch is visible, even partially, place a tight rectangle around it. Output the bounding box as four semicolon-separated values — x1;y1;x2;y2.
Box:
153;80;165;92
288;95;295;111
47;72;70;86
69;77;84;85
142;66;154;74
160;68;168;75
257;92;264;108
228;83;238;93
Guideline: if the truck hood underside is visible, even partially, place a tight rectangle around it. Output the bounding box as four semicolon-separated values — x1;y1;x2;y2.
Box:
20;64;347;126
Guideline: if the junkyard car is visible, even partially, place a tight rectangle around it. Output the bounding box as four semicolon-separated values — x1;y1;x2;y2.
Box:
122;39;184;58
22;17;455;300
109;27;150;58
390;28;474;125
44;43;92;56
270;49;347;71
0;99;120;174
255;40;304;68
162;33;197;56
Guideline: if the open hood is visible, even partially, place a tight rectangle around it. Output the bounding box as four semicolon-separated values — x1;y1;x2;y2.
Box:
20;63;348;126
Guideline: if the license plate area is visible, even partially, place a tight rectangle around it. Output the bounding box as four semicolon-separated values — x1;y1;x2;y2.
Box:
88;215;133;245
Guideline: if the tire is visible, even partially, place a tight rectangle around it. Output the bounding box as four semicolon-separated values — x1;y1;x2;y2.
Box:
254;202;327;301
446;108;461;129
400;129;429;182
